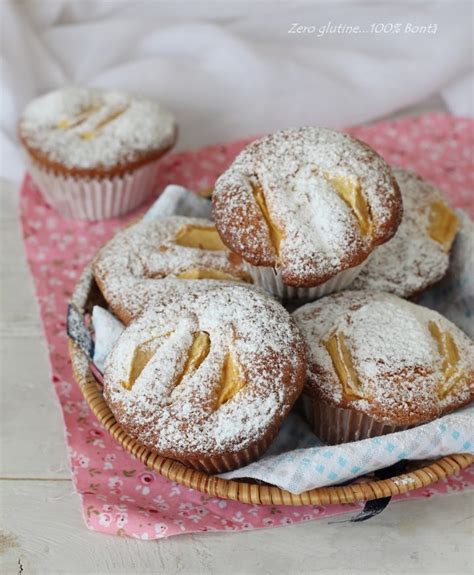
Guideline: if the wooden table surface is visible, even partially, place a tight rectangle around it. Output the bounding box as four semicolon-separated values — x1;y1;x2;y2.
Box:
1;102;473;574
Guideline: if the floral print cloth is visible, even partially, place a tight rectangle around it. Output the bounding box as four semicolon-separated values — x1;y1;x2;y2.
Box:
20;113;474;539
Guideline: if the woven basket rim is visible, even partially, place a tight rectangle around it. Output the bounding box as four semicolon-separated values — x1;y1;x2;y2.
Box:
66;265;474;506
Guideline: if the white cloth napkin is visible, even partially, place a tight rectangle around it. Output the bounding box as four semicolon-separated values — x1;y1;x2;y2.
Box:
91;186;474;493
220;406;474;492
142;184;212;221
2;0;473;182
92;306;125;373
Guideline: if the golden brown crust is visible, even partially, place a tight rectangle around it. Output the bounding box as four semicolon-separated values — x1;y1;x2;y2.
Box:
19;128;177;179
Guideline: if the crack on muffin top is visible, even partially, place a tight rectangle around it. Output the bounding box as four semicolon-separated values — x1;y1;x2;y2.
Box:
427;200;459;251
78;105;129;140
429;321;466;399
322;330;364;400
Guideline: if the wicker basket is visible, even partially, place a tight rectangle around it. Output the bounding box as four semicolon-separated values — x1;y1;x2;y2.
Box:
68;266;474;506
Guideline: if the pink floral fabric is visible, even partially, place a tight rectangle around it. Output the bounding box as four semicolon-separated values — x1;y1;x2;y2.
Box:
20;113;474;539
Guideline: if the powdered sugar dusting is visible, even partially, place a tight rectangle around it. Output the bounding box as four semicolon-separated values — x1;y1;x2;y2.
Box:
293;291;474;425
351;168;453;296
104;286;305;456
213;127;402;286
19;87;176;169
92;216;251;322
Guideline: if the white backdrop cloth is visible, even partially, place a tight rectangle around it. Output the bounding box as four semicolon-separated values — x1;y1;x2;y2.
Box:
1;0;473;182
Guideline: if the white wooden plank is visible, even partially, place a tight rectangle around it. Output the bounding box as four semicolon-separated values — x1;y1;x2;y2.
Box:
0;180;69;478
0;335;70;478
0;178;20;222
0;221;44;334
1;480;473;575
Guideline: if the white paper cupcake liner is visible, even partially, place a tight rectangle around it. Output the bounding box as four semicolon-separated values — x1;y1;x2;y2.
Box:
25;155;160;221
303;396;410;444
244;258;368;301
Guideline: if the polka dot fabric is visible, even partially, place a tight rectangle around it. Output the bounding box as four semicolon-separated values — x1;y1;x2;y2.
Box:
20;113;474;539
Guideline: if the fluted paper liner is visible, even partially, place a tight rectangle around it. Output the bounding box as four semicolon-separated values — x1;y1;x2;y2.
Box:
244;259;368;301
25;155;160;221
303;396;411;444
